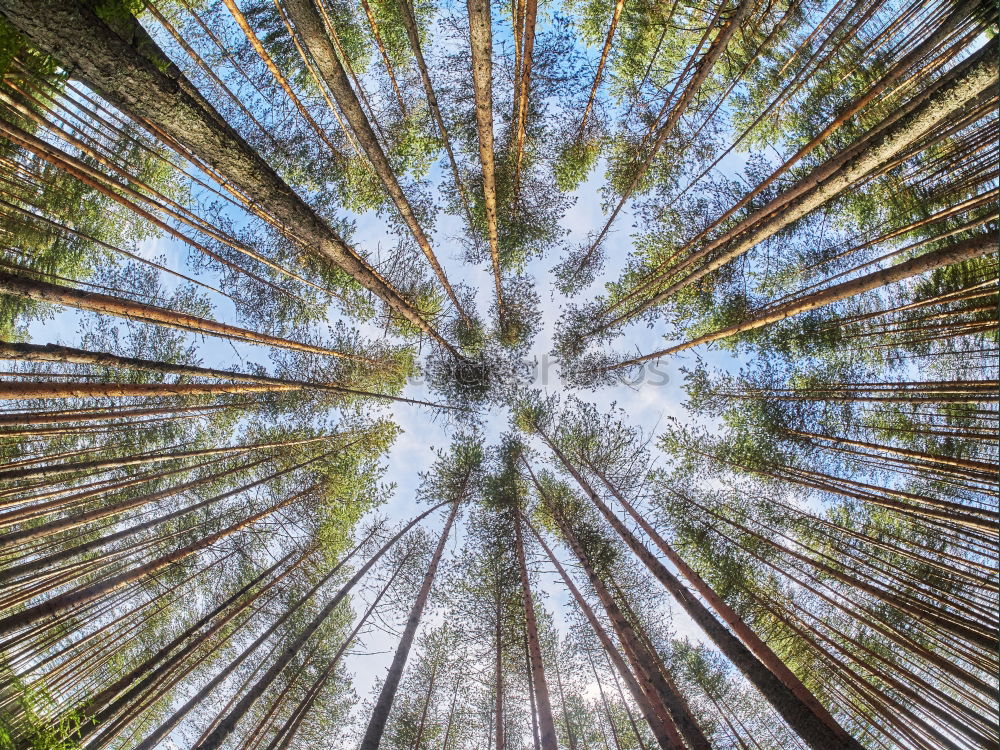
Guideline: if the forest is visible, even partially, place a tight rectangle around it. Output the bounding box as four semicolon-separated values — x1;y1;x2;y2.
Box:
0;0;995;747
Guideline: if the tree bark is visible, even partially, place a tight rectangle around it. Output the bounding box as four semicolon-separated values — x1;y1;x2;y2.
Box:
578;467;863;749
0;483;317;638
526;519;683;750
358;500;460;750
612;232;998;366
0;341;456;410
513;504;558;750
624;38;999;322
466;0;505;317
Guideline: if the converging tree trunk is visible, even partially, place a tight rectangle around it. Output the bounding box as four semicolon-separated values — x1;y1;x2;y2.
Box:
358;500;460;750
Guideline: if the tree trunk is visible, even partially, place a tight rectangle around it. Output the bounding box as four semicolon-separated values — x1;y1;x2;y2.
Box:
281;0;471;325
0;341;455;410
514;504;558;750
0;483;318;638
466;0;505;317
0;401;243;426
577;0;625;135
625;38;999;321
396;0;475;227
358;500;460;750
585;459;860;746
578;467;862;749
0;270;357;359
0;433;327;482
526;519;683;750
0;0;457;351
194;502;449;749
614;232;998;365
0;380;294;401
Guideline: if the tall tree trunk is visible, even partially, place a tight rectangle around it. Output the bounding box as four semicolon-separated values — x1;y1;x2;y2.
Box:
358;500;460;750
577;0;625;136
494;589;505;750
0;270;359;359
194;502;449;749
616;38;999;324
281;0;472;326
569;463;863;749
555;513;711;750
510;0;537;195
129;526;381;750
396;0;475;227
0;0;458;351
0;401;243;426
526;519;683;750
0;433;326;482
0;341;455;410
607;232;997;368
466;0;505;319
0;380;293;401
513;504;558;750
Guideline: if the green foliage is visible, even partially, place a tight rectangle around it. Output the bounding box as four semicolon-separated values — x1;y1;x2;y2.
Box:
0;677;91;750
554;138;600;192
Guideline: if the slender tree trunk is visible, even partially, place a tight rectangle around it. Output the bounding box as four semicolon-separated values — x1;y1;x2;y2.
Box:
195;502;449;749
0;271;357;359
358;500;460;750
577;0;625;135
0;341;455;410
513;504;558;750
585;459;860;745
0;401;244;426
80;550;307;747
466;0;505;318
609;232;998;367
494;592;505;750
526;519;682;750
0;381;293;401
0;433;326;483
282;0;472;325
411;662;437;750
0;484;317;638
618;38;999;324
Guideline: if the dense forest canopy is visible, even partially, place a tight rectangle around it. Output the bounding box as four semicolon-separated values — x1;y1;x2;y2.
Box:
0;0;995;747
